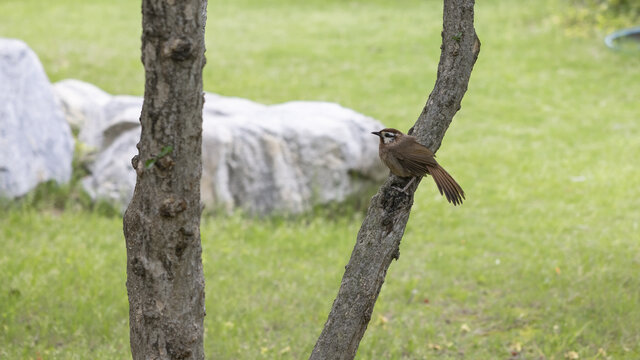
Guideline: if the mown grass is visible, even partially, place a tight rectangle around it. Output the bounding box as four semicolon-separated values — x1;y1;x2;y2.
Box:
1;0;640;359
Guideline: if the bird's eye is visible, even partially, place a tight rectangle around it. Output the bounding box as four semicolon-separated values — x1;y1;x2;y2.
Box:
384;133;395;138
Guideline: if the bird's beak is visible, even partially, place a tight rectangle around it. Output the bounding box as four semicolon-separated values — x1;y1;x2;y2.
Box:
371;131;381;137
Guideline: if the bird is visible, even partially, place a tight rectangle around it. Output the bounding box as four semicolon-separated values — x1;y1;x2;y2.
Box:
371;128;465;205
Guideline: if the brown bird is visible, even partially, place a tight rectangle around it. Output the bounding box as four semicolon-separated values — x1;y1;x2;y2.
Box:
372;128;465;205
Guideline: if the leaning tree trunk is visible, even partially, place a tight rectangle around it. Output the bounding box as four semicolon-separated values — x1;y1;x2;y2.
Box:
123;1;207;359
309;1;480;359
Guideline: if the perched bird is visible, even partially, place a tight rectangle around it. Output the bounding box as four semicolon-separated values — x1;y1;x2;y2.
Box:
372;128;465;205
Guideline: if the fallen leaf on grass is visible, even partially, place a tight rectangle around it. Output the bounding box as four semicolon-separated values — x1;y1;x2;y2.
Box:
509;342;522;353
460;323;470;333
565;350;579;359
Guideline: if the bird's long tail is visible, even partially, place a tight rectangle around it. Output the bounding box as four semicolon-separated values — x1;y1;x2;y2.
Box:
428;164;465;206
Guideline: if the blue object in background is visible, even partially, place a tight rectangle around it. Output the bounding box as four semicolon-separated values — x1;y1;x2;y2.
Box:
605;26;640;51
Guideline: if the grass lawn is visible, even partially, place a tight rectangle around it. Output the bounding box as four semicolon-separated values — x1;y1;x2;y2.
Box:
1;0;640;359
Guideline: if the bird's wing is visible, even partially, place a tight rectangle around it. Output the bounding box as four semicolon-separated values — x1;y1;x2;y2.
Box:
389;136;438;176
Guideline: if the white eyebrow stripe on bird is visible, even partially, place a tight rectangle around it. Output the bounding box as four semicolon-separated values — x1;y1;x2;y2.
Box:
382;133;396;143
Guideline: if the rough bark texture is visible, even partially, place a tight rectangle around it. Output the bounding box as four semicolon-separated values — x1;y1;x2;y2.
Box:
123;1;207;359
309;1;480;359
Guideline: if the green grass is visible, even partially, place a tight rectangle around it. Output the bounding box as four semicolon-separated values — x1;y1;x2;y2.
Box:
2;0;640;359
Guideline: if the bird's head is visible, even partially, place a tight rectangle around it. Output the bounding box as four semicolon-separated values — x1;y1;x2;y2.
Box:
371;128;403;144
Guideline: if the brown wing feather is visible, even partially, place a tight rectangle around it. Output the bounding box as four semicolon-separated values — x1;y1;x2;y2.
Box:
387;135;438;177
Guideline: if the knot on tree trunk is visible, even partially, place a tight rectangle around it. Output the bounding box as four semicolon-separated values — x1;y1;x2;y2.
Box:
164;37;194;61
160;197;187;217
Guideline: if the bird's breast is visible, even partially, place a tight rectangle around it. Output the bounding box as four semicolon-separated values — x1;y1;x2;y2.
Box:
379;146;412;177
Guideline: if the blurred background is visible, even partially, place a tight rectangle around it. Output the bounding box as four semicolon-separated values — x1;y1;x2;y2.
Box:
1;0;639;358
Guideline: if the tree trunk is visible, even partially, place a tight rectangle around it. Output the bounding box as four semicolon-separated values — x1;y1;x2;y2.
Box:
123;1;207;359
309;1;480;359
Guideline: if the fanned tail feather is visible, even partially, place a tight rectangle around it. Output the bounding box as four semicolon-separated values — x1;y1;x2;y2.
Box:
428;164;465;206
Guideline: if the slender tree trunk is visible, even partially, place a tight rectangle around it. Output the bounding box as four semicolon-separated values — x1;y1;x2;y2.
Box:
123;1;207;359
309;1;480;359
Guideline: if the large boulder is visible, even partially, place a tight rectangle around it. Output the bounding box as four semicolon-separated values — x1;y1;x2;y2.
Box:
200;99;385;214
80;127;138;206
0;39;74;198
55;80;387;215
52;78;111;132
53;79;140;150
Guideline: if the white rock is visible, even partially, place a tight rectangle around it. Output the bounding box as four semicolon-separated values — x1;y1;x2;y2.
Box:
93;95;142;150
53;79;141;150
81;128;138;207
58;80;386;214
0;39;74;198
201;101;386;214
53;78;111;131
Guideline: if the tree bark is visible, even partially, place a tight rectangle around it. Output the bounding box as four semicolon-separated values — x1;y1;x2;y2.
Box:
309;1;480;359
123;1;207;359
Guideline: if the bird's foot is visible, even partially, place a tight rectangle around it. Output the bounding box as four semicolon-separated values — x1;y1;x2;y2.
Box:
387;177;416;197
